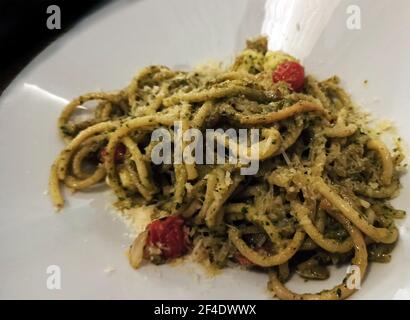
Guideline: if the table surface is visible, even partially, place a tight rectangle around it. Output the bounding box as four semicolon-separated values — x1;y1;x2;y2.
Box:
0;0;109;95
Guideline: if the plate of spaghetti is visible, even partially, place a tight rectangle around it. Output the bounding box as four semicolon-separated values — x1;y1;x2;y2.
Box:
1;0;409;300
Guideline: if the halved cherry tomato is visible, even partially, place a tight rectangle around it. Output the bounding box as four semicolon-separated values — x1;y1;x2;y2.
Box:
99;143;126;163
147;215;189;259
272;61;305;92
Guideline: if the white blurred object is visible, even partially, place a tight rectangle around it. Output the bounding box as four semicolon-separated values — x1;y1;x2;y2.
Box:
262;0;341;60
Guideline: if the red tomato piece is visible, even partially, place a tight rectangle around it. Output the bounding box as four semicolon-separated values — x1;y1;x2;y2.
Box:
114;143;126;163
147;215;189;259
99;143;126;163
272;61;305;92
235;253;254;267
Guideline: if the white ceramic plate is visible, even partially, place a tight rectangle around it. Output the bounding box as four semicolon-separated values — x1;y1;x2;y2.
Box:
0;0;409;299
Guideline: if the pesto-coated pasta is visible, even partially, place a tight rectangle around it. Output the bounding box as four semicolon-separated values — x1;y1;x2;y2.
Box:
49;36;406;300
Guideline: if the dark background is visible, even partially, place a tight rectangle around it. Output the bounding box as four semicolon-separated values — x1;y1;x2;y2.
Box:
0;0;110;95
